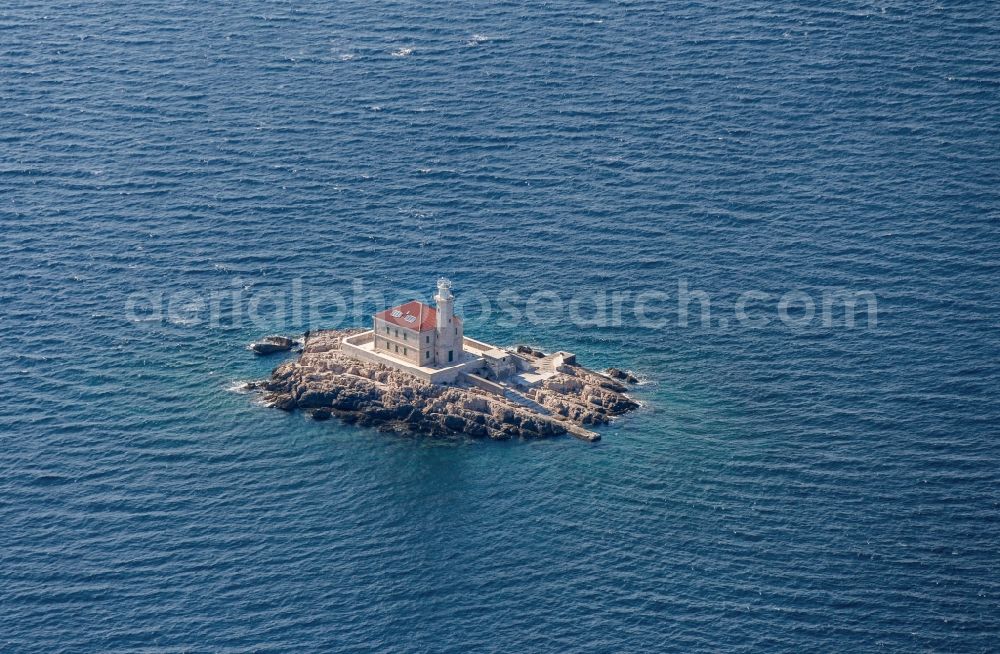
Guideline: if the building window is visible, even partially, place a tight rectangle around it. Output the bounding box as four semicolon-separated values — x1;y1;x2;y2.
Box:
426;336;430;343
425;351;430;359
454;327;457;335
395;345;399;353
448;350;453;362
395;329;399;338
404;347;407;356
403;333;407;341
385;326;389;334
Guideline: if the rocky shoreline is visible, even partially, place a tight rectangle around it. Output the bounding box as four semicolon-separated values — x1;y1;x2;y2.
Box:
247;329;641;441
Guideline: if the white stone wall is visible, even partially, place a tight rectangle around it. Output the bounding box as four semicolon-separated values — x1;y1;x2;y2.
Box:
372;317;434;365
343;331;484;384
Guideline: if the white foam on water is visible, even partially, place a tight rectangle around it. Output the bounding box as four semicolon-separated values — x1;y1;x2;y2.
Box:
227;380;255;394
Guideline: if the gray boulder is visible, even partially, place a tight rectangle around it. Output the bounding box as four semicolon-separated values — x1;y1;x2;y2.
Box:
251;336;297;355
607;368;639;384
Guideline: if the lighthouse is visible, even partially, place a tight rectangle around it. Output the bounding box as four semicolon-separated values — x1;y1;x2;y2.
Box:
369;280;464;369
434;278;462;364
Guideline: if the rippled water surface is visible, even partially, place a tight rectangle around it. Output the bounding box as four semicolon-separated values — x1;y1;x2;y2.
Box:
2;1;999;651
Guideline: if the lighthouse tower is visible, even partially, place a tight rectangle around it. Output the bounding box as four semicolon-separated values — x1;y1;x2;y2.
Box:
434;278;462;364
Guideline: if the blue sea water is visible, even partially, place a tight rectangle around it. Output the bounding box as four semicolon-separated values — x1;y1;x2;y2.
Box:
2;0;1000;651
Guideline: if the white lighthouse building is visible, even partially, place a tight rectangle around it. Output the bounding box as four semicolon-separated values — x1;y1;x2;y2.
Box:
370;278;464;368
342;278;543;385
433;278;459;364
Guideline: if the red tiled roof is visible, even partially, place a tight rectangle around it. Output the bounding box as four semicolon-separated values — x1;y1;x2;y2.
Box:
375;300;438;332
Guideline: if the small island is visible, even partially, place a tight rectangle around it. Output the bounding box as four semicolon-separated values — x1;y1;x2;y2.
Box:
248;279;640;441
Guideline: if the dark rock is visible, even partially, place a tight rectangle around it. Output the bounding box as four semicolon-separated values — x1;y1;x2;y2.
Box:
394;404;416;420
466;423;489;438
332;394;366;411
267;394;296;411
298;388;338;408
599;379;628;393
369;407;396;421
607;368;639;384
264;367;295;392
516;345;533;354
311;408;331;421
500;410;521;427
609;398;640;414
442;414;467;433
428;421;450;437
251;336;297;355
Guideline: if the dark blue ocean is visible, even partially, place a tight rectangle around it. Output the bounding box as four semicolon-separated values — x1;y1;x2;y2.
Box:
3;1;999;651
